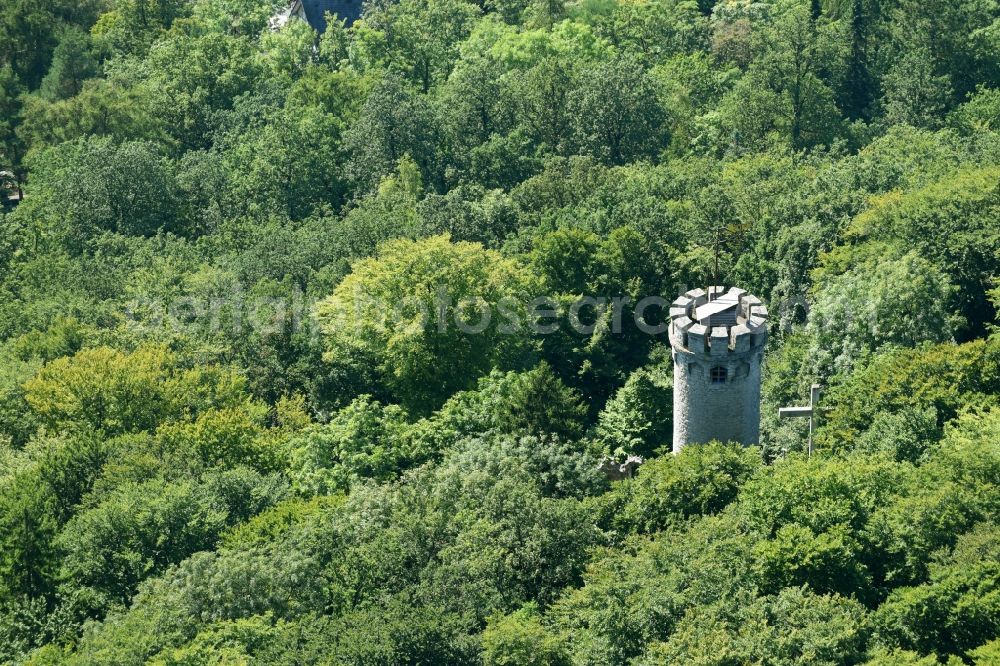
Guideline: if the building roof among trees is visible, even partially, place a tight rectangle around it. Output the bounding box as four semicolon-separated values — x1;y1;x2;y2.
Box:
295;0;363;31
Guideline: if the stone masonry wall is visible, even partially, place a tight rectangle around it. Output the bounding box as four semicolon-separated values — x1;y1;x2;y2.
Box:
670;287;768;453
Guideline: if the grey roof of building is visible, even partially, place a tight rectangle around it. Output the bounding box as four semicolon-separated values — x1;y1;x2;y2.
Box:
694;292;741;328
300;0;363;31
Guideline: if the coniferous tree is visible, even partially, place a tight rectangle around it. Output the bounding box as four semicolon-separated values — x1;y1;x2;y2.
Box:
0;66;24;194
810;0;823;22
39;27;98;101
842;0;874;120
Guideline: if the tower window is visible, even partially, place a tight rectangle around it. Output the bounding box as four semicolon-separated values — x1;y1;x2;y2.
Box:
710;366;728;384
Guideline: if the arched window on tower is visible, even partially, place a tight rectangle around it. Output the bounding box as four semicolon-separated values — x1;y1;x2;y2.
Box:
710;366;728;384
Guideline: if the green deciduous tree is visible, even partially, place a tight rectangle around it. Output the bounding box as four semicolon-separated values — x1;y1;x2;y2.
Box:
0;431;105;602
821;337;1000;449
874;521;1000;660
56;478;229;607
19;137;180;249
316;235;538;413
483;603;570;666
569;54;667;164
880;47;953;129
843;168;1000;337
643;587;868;666
597;441;762;537
595;361;673;457
344;73;441;193
436;363;587;442
806;252;956;380
23;346;246;437
287;396;424;495
362;0;482;93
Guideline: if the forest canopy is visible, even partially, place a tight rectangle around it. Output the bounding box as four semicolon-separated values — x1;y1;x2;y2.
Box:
1;0;1000;663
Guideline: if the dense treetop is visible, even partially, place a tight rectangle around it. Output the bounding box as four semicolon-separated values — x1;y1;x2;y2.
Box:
1;0;999;663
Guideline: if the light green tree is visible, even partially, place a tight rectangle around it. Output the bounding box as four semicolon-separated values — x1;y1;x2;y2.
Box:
316;235;538;413
806;252;955;380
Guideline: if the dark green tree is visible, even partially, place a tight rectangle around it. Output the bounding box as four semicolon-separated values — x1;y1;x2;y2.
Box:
39;27;98;101
568;55;666;165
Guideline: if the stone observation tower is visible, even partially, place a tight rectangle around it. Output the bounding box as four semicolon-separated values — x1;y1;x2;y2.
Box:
668;286;768;453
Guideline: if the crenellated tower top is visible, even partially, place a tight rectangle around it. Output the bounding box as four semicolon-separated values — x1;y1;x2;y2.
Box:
669;286;768;452
668;286;768;358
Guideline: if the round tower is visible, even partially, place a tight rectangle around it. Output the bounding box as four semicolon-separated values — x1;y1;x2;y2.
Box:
669;286;768;453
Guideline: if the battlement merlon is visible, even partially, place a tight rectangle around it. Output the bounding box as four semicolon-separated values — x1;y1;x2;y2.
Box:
669;287;768;355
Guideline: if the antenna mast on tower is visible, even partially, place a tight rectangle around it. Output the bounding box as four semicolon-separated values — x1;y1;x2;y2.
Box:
712;228;721;300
